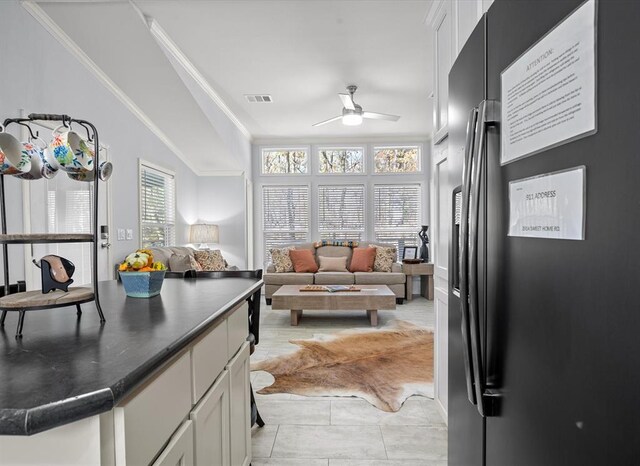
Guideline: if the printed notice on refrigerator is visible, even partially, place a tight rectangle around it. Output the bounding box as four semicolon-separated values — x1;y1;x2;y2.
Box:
509;167;585;240
501;0;596;164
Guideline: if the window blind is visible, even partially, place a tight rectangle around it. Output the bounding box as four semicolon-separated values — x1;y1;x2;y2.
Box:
263;185;309;259
374;184;421;259
318;184;365;241
140;164;176;248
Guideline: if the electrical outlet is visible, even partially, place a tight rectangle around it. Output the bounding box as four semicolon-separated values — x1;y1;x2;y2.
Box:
126;229;133;240
117;229;125;241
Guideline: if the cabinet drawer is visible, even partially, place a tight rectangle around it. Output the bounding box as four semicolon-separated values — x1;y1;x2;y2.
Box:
191;320;228;404
190;370;230;466
227;301;248;359
152;420;194;466
114;352;191;466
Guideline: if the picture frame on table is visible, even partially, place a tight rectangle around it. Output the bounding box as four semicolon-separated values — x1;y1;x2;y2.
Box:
402;246;418;260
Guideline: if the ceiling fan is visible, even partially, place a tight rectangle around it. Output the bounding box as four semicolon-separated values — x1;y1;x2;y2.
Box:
312;85;401;127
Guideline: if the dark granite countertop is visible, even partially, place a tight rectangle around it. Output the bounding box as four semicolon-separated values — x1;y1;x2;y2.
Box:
0;277;262;436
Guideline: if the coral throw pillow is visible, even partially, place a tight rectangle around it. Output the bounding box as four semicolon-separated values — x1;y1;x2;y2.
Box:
318;256;349;272
349;247;377;272
289;249;319;273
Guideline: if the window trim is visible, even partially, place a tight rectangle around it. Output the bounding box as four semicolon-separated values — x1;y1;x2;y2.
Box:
316;183;366;241
316;145;367;176
138;159;177;248
260;146;311;176
372;144;423;175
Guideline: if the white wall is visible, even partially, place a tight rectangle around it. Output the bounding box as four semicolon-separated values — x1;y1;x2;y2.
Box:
0;0;199;277
196;175;247;269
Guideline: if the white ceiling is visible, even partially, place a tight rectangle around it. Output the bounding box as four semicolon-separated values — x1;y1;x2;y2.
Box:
34;0;434;171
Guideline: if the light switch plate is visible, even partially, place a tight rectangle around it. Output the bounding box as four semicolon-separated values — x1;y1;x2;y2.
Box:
126;229;133;240
117;229;125;241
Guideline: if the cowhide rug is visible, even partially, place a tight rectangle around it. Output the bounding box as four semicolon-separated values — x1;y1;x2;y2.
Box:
250;320;433;412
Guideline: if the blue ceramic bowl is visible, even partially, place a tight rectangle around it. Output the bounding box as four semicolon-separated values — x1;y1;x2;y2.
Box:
119;270;166;298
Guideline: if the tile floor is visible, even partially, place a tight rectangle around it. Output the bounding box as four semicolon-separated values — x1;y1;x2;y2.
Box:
250;296;447;466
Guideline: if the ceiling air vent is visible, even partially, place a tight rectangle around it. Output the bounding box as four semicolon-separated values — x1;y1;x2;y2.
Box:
245;94;273;103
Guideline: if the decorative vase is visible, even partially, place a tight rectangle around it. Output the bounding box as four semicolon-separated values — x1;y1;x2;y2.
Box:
418;225;430;263
119;270;166;298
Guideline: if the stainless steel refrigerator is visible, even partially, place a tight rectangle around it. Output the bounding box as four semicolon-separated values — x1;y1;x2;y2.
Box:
448;1;640;464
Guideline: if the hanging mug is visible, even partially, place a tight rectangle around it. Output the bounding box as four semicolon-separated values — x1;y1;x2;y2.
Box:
67;161;112;182
0;125;31;175
48;125;94;173
15;138;58;180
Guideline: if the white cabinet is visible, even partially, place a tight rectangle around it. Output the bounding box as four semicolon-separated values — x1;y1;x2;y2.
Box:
152;421;194;466
227;342;251;466
190;371;230;466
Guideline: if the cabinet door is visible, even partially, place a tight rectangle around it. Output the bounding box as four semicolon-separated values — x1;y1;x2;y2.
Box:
190;371;230;466
227;342;251;466
152;420;194;466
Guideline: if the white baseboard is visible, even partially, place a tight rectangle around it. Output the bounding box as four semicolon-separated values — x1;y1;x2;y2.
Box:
436;397;448;425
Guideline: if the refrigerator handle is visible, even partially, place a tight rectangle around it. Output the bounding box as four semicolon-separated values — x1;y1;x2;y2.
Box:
459;107;479;405
469;99;500;417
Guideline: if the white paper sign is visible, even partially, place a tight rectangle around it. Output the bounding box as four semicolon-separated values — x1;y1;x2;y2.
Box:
508;167;585;240
501;0;596;164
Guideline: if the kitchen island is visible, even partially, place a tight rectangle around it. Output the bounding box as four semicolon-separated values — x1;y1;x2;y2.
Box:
0;276;262;465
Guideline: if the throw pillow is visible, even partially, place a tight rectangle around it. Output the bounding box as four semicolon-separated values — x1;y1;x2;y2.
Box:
289;249;319;273
313;240;360;248
369;245;396;272
270;247;294;273
194;249;226;271
318;256;348;272
349;247;377;273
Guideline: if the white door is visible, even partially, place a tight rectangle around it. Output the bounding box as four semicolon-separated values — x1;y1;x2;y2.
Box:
24;139;112;290
431;140;450;420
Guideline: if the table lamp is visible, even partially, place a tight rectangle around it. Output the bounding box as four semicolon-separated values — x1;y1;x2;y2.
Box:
189;223;219;250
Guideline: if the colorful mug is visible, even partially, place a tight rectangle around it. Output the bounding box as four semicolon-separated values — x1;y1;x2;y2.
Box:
67;161;112;182
48;126;94;173
15;138;58;180
0;126;31;175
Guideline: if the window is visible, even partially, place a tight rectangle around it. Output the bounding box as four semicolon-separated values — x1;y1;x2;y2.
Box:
139;162;176;248
374;146;420;173
262;148;308;174
262;185;310;259
374;184;421;259
318;148;364;174
318;185;365;241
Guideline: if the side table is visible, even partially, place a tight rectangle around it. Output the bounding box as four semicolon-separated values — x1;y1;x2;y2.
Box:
402;262;434;301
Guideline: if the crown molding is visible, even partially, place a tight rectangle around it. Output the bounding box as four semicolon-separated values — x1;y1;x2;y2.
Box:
252;134;431;146
145;17;253;142
197;170;245;177
20;0;199;174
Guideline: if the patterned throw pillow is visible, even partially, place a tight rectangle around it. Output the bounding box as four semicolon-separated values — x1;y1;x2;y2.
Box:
190;255;203;271
270;247;294;273
313;240;360;248
368;245;396;272
194;250;226;271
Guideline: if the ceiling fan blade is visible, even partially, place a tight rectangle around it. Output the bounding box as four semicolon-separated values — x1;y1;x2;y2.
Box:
339;93;356;110
312;115;342;127
362;111;401;121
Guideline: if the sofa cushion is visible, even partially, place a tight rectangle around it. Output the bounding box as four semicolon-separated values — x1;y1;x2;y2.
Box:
150;247;196;268
169;254;202;272
264;273;314;285
369;245;396;272
315;245;353;267
349;247;376;272
270;247;295;272
318;256;348;272
354;272;406;285
314;272;355;285
290;249;319;273
194;250;226;271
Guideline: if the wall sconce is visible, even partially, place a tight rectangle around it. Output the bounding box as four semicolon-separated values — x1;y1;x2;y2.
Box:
189;223;219;250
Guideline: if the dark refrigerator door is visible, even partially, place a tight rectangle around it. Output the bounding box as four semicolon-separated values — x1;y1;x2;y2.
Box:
485;1;640;464
448;17;486;466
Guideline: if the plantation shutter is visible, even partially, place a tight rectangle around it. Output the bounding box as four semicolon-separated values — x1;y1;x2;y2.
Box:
318;185;365;241
263;185;310;259
140;164;176;247
374;184;421;259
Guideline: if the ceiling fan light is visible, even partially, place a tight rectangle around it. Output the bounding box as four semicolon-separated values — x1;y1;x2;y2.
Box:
342;113;363;126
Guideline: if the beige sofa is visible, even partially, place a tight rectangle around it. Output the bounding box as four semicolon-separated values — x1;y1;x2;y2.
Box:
263;241;406;304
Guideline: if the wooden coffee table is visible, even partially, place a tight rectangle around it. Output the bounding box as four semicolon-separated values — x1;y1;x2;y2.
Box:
271;285;396;326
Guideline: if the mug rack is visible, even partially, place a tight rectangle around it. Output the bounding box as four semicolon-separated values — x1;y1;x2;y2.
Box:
0;113;105;338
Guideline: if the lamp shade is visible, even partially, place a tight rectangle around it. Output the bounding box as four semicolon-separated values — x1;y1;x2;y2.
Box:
189;224;219;244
